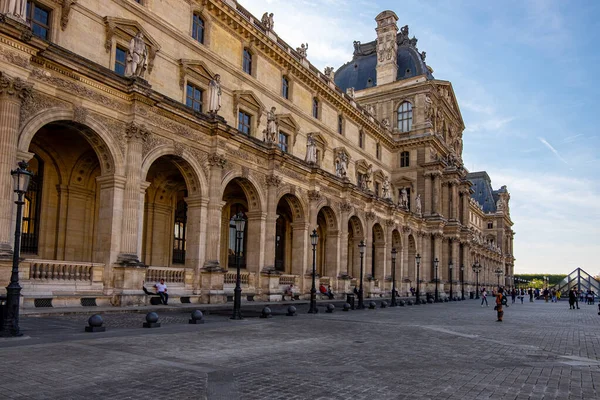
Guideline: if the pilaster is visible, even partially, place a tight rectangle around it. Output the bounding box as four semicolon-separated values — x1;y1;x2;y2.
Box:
203;153;226;270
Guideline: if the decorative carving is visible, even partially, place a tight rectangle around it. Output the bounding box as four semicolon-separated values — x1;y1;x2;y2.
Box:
60;0;77;31
305;133;317;164
382;175;392;200
401;226;411;234
207;153;226;168
207;74;222;114
0;72;32;101
263;106;278;143
0;47;29;68
385;219;395;227
415;194;422;216
1;0;27;22
173;142;185;157
103;17;160;75
20;91;69;128
365;211;376;220
125;32;148;78
141;132;169;157
307;190;321;202
88;112;127;157
296;43;308;59
265;174;281;187
260;12;274;31
346;87;355;99
324;66;335;81
73;106;88;124
340;202;352;213
125;122;149;142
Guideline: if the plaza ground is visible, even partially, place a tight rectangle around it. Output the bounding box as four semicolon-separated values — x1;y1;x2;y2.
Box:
1;298;599;399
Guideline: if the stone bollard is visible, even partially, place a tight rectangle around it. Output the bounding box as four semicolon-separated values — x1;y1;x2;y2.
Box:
189;310;205;324
381;301;388;308
287;306;297;316
326;304;335;313
260;306;273;319
143;312;161;328
399;299;405;306
343;303;351;311
85;314;106;332
369;301;377;309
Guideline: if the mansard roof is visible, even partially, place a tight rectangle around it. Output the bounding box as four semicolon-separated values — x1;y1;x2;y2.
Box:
467;171;498;214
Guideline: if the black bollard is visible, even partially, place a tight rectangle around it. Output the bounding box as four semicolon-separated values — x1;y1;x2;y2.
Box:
381;301;388;308
143;312;161;328
85;314;106;332
286;306;297;316
260;306;272;319
326;304;335;313
369;301;377;309
343;303;351;311
189;310;205;324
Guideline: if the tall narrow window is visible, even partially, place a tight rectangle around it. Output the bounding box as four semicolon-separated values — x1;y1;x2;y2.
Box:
228;206;247;269
238;111;251;135
243;48;252;74
282;76;289;99
115;46;127;76
375;182;380;197
186;83;203;112
376;143;381;160
400;151;410;167
21;155;43;254
27;1;51;40
312;98;319;119
337;115;343;134
397;101;413;132
192;14;205;43
173;199;187;264
359;131;364;149
278;132;289;152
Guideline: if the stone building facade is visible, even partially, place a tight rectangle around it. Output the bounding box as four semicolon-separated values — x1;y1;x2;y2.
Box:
0;0;514;308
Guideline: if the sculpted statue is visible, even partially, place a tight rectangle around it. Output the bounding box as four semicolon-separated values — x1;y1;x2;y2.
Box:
125;32;148;78
296;43;308;58
346;87;355;99
365;164;373;190
399;188;409;209
415;194;422;216
496;198;505;211
261;12;274;30
305;133;317;164
420;51;426;61
367;104;376;117
425;95;434;123
1;0;27;21
382;118;390;130
353;41;362;55
207;74;222;114
382;176;392;200
335;151;348;178
264;106;278;143
324;66;335;81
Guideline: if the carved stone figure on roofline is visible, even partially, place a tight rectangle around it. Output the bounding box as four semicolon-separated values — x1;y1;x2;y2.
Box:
296;43;308;59
1;0;27;22
125;32;148;78
261;12;274;31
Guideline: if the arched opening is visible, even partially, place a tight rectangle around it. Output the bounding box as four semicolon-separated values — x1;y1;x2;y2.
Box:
274;194;305;274
408;234;416;288
391;229;401;283
26;122;104;262
371;223;385;281
347;215;364;279
316;206;338;277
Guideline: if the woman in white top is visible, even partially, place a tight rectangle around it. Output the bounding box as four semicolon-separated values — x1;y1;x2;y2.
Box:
480;288;488;307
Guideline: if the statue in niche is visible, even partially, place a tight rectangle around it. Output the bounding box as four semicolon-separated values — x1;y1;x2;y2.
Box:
496;198;505;211
335;151;348;178
324;66;335;81
364;164;373;190
1;0;27;21
305;133;317;164
207;74;222;114
415;194;422;216
264;107;278;143
381;118;390;130
399;188;409;209
296;43;308;58
261;12;274;31
125;32;148;78
382;176;392;200
425;95;434;123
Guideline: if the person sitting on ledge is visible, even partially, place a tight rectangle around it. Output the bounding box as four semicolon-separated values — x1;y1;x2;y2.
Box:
319;284;334;299
154;278;169;305
284;283;295;301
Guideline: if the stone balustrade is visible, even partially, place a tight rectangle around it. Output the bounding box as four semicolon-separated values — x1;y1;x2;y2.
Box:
26;259;104;282
224;271;250;285
146;266;186;283
278;274;297;285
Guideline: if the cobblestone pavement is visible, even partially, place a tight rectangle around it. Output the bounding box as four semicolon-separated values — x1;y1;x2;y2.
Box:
1;299;600;399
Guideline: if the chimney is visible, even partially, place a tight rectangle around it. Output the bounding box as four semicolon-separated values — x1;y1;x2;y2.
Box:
375;11;398;86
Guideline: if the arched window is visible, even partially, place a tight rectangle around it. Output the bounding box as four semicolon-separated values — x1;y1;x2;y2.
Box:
282;76;289;99
243;48;252;74
400;151;410;167
397;101;413;132
312;98;319;119
21;154;43;254
192;13;204;44
172;199;187;264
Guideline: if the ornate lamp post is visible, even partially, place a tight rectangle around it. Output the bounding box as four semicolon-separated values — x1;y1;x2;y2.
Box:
390;248;398;307
415;253;421;304
495;268;503;288
357;240;366;309
460;264;465;300
231;212;246;320
449;260;454;301
472;260;482;299
2;161;32;336
308;229;319;314
434;257;439;302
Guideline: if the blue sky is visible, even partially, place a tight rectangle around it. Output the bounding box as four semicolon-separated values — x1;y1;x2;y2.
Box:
241;0;600;275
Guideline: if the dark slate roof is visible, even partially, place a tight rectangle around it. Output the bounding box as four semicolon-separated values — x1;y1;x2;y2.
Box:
467;171;498;214
334;27;433;92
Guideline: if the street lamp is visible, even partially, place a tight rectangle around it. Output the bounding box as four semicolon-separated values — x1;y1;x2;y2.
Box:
390;248;398;307
2;161;32;336
415;253;421;304
308;229;319;314
434;257;439;302
495;268;503;288
544;276;548;289
472;261;482;299
449;261;454;301
231;211;246;320
460;264;465;300
357;240;366;309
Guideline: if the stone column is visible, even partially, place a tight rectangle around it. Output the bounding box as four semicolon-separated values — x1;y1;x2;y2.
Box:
424;173;432;216
451;238;460;287
184;196;208;293
338;202;351;276
246;210;266;274
148;203;171;266
290;221;308;277
117;123;149;265
441;181;449;220
262;175;281;271
451;182;459;220
433;233;442;283
401;228;410;284
0;72;31;258
432;172;441;215
203;153;226;270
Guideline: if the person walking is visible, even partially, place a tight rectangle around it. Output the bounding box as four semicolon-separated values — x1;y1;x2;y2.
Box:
569;289;576;309
511;288;516;304
481;288;488;307
520;289;525;304
495;287;504;322
529;288;534;302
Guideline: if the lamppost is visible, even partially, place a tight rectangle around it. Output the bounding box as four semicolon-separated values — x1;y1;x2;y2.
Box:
544;276;548;289
231;212;246;320
2;161;32;336
308;229;319;314
434;257;439;302
460;264;465;300
415;253;421;304
449;261;454;301
390;248;398;307
357;240;366;309
472;260;482;299
495;268;503;288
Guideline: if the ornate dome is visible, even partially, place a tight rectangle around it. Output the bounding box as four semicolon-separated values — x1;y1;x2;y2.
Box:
334;25;433;92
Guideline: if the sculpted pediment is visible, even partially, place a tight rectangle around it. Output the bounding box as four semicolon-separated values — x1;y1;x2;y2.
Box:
180;59;216;88
103;17;161;74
